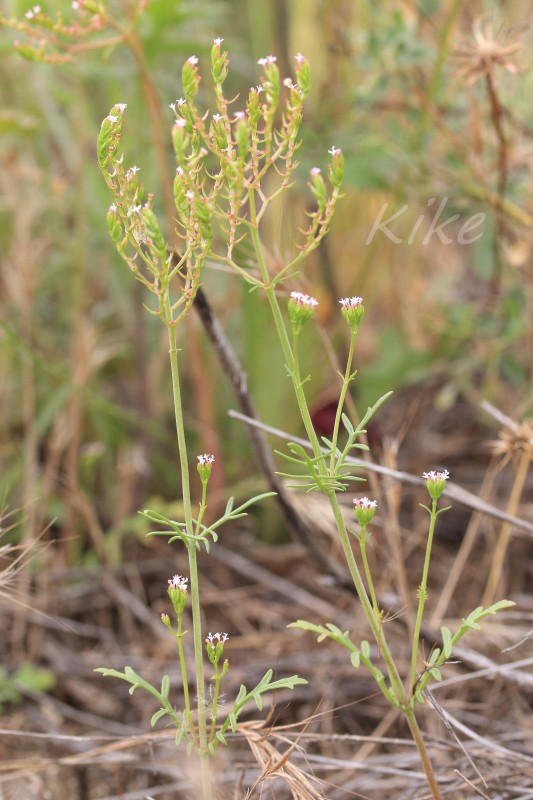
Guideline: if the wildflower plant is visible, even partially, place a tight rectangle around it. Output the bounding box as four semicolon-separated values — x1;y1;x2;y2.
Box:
93;40;515;800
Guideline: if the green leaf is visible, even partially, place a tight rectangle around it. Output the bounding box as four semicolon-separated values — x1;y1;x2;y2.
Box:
151;707;169;727
360;640;370;658
161;675;170;700
441;626;453;659
350;650;361;668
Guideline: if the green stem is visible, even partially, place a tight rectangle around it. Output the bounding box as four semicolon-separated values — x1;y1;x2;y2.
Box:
359;528;379;618
167;323;211;798
196;481;208;536
209;664;223;742
176;611;193;736
329;329;356;474
410;497;438;693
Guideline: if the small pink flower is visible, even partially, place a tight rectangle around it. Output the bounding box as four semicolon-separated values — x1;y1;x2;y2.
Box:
257;55;277;66
290;291;318;308
115;103;127;112
294;53;306;65
353;497;377;510
213;37;224;46
206;632;229;645
106;115;118;123
310;167;321;178
197;453;215;466
422;470;449;482
176;166;184;176
233;110;246;121
168;574;188;592
174;118;186;129
340;296;363;309
328;146;342;157
187;55;199;65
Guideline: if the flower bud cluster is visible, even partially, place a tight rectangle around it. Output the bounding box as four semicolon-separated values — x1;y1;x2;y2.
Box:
422;470;449;500
197;453;215;485
167;574;189;615
8;2;105;64
353;497;377;527
288;291;318;331
205;632;229;664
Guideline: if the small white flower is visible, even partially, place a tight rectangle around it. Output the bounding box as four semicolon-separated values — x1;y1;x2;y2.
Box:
233;110;246;121
339;296;363;309
213;37;224;46
176;166;184;176
197;453;215;466
212;113;223;123
115;103;127;112
353;497;377;510
309;167;321;178
187;55;199;65
106;115;118;123
168;575;188;592
328;146;342;157
258;55;277;66
174;118;186;129
294;53;305;64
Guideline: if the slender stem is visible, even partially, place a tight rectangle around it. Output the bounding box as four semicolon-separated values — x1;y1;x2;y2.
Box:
329;329;356;474
359;528;379;618
410;497;438;692
404;707;443;800
209;663;223;741
176;611;192;734
196;481;208;536
167;323;211;799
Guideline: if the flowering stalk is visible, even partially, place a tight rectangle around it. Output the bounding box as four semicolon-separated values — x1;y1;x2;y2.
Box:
353;498;380;618
410;471;450;694
205;632;229;741
328;297;364;474
164;576;193;738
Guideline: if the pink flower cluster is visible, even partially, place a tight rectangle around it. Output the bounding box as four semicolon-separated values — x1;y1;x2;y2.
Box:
290;291;318;309
197;453;215;466
168;574;188;592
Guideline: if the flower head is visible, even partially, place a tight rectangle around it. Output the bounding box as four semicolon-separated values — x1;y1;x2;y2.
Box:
205;631;229;663
258;55;277;66
422;470;449;501
213;37;224;46
339;296;364;329
353;497;377;527
167;574;188;615
187;55;199;65
288;292;318;331
310;167;321;178
168;574;188;592
197;453;214;485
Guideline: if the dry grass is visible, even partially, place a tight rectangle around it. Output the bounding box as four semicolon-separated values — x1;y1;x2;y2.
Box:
1;393;532;800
